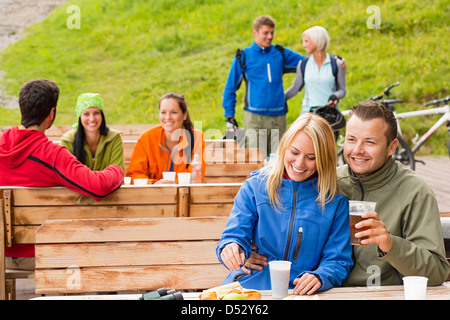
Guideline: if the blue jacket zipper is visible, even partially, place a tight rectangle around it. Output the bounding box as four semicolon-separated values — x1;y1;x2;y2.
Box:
283;189;297;260
293;227;303;260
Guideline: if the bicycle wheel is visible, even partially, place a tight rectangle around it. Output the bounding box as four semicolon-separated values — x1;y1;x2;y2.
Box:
394;136;415;170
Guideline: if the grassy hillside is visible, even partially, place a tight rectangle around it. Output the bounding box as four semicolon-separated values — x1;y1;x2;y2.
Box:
0;0;449;154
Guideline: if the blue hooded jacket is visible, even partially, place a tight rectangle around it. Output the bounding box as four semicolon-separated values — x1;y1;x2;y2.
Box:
216;170;353;291
222;42;304;117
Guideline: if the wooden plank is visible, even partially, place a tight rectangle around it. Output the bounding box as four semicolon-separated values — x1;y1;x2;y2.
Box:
45;124;156;141
441;212;450;218
13;205;177;225
0;199;5;300
36;240;219;268
123;141;135;162
11;186;178;206
3;191;12;247
204;139;237;149
35;264;228;294
109;124;156;138
205;176;249;183
204;148;264;164
189;184;241;204
205;163;263;177
12;226;36;244
178;187;189;217
35;217;228;244
189;204;233;217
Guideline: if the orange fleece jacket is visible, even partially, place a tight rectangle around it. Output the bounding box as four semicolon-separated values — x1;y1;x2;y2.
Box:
126;125;206;183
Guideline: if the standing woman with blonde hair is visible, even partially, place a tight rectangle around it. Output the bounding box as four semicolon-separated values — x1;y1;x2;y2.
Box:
216;113;352;295
285;26;346;114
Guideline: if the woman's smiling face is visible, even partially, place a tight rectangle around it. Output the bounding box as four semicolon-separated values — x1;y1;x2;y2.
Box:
159;98;187;136
284;130;317;182
80;107;102;133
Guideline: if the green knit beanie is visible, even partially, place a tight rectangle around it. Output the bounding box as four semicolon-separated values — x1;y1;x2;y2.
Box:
73;93;104;128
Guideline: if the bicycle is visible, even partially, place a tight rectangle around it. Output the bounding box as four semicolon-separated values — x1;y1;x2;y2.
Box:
396;95;450;160
337;82;450;170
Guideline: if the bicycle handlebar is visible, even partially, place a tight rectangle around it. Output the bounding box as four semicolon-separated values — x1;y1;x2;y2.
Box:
370;81;400;101
424;96;450;107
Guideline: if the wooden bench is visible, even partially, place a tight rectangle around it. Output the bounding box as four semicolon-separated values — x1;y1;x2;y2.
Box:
0;183;242;299
34;217;229;294
178;183;242;217
124;138;265;182
48;124;157;141
1;124;157;142
0;185;178;299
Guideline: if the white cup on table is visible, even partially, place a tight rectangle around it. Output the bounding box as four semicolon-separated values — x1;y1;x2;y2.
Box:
403;276;428;300
123;177;131;185
178;172;191;185
162;171;176;182
133;179;148;186
269;260;291;299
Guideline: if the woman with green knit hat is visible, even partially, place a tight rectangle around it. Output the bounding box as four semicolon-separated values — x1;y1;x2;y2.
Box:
60;93;125;172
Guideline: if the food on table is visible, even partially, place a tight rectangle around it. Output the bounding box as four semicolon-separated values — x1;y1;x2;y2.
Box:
199;281;261;300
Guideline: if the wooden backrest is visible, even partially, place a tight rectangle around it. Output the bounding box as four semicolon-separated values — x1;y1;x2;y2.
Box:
179;184;242;217
1;183;242;247
34;217;229;294
1;186;179;247
44;124;157;141
123;138;264;182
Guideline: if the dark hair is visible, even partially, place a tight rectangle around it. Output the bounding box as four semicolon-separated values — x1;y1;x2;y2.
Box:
73;110;109;165
348;101;397;144
159;92;194;168
19;79;59;128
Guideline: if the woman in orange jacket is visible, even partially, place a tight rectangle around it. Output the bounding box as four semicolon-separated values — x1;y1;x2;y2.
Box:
126;92;205;184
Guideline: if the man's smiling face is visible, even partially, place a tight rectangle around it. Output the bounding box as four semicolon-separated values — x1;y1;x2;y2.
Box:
344;115;398;177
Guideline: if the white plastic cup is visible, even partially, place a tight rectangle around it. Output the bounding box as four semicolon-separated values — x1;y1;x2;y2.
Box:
178;172;191;185
269;260;291;299
133;179;148;186
403;276;428;300
162;171;176;182
123;177;131;185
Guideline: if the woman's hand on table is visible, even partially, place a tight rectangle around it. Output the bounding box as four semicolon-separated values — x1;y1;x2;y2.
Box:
293;273;321;295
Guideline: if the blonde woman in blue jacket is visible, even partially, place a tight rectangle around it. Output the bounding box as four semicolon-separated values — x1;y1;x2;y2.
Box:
216;113;352;295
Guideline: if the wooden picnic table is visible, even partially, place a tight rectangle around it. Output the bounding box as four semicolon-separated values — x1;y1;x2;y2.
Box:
30;282;450;300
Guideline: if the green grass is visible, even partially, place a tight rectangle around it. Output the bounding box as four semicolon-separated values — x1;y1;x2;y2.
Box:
0;0;449;155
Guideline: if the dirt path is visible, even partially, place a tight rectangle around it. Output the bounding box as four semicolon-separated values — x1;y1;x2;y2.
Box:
0;0;67;109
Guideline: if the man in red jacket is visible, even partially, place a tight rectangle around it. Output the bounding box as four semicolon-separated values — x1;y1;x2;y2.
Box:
0;79;124;270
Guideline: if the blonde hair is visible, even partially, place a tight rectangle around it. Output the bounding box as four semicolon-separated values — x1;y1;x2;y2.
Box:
302;26;330;51
264;113;338;211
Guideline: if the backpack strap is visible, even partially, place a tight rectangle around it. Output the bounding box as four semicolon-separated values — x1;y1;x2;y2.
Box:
300;55;340;92
330;54;338;78
299;57;309;92
236;48;246;71
275;44;296;74
235;48;247;90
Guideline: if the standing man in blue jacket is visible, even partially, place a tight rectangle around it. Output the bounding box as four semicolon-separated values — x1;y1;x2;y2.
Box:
222;15;305;157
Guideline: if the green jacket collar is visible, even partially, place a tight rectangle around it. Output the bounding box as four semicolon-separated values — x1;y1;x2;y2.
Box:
347;157;398;193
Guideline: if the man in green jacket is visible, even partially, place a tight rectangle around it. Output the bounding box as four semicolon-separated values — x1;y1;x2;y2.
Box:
338;101;450;286
242;100;450;287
